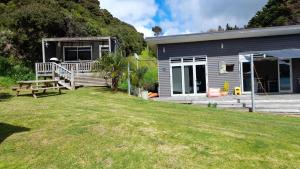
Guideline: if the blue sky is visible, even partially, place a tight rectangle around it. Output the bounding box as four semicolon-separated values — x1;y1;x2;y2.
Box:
101;0;268;37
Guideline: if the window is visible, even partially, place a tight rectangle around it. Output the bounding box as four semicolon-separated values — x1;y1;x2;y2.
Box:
219;61;235;74
226;64;235;72
64;46;92;61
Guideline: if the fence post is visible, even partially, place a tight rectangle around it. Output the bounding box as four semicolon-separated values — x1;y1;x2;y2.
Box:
52;62;55;80
71;66;75;90
35;63;38;81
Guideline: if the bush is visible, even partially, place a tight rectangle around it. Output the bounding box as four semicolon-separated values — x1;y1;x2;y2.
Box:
0;56;34;86
0;76;15;88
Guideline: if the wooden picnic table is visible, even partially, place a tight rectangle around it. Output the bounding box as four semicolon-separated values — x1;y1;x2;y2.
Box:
12;80;62;98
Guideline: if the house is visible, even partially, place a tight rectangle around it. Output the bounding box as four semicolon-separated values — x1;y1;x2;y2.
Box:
42;37;118;63
146;25;300;97
36;37;118;89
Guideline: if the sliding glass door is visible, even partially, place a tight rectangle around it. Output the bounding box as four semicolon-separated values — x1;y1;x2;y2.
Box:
171;57;207;96
196;65;207;94
184;65;194;94
172;66;183;94
278;59;292;92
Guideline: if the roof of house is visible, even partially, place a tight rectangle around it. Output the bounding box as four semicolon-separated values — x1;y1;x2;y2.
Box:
146;25;300;47
43;36;115;42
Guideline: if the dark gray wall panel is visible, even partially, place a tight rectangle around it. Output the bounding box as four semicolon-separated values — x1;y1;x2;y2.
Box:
158;34;300;60
158;60;171;97
207;55;240;93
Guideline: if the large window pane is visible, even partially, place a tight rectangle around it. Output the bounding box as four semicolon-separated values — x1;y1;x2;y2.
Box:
196;65;206;93
279;60;291;91
78;47;92;60
184;65;194;94
172;66;182;94
65;47;77;61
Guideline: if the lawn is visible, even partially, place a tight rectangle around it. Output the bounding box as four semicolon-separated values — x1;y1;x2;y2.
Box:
0;87;300;169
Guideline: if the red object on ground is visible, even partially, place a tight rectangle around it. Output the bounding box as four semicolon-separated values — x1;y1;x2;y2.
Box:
148;92;159;98
207;88;222;97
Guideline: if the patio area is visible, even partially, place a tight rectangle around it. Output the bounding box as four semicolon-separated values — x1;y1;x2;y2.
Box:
154;94;300;115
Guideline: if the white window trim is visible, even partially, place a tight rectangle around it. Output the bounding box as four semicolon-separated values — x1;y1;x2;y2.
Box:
278;58;293;93
169;56;208;96
63;46;93;62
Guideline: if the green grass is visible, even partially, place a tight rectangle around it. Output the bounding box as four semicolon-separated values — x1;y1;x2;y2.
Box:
0;88;300;169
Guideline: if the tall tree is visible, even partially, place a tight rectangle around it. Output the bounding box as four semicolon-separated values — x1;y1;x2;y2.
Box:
248;0;300;28
0;0;145;66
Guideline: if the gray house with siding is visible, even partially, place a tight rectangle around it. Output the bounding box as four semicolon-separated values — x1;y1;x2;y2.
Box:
35;36;118;88
146;25;300;97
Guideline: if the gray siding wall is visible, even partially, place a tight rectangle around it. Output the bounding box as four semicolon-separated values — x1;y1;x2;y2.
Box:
157;34;300;97
158;60;171;97
207;55;240;93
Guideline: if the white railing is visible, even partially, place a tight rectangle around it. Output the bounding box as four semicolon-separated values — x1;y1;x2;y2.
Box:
35;62;75;90
35;62;53;75
61;61;99;73
53;62;72;81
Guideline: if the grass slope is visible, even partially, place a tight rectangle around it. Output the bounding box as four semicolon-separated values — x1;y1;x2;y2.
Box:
0;88;300;168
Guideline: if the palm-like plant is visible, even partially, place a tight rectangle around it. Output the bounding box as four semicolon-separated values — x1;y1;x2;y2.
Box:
96;51;127;91
131;67;148;96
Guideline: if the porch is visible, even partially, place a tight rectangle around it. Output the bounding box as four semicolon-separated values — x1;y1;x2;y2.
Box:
154;94;300;114
240;49;300;94
35;61;110;89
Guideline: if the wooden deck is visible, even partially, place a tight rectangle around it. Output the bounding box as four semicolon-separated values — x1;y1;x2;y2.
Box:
153;94;300;115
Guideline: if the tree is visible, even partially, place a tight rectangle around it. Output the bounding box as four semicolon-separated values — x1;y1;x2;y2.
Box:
96;51;127;91
247;0;299;28
131;66;148;96
152;26;162;36
0;0;145;67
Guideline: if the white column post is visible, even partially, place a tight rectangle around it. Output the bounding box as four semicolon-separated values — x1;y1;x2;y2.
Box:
71;66;75;90
250;54;256;112
42;39;46;63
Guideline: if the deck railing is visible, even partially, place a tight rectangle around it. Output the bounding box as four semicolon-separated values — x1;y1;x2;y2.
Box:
61;62;100;73
36;61;99;74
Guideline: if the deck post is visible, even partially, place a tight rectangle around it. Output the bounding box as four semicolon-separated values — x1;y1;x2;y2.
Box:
250;54;256;112
42;39;46;63
71;66;75;90
35;63;38;81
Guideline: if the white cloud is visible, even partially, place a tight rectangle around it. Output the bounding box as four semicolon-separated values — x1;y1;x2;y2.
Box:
101;0;158;37
163;0;268;35
101;0;268;37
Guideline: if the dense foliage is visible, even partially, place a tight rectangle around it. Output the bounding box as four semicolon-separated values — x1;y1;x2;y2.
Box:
96;51;128;91
0;0;145;66
248;0;300;28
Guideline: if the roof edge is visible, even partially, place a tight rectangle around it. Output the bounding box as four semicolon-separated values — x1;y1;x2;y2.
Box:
146;25;300;46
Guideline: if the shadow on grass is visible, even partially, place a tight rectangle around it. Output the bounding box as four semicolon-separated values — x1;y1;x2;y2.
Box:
0;123;30;144
0;93;13;102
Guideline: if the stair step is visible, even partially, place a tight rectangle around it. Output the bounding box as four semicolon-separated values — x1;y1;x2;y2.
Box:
254;108;300;113
245;104;300;109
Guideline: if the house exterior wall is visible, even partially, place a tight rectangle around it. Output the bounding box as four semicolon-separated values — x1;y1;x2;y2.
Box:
44;39;116;62
157;34;300;97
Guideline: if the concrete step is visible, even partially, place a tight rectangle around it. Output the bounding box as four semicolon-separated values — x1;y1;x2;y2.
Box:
238;99;300;104
255;108;300;113
245;103;300;109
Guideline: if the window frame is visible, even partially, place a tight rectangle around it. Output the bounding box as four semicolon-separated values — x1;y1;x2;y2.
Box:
63;46;93;62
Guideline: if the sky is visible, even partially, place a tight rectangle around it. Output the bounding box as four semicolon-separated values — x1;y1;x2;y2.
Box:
101;0;268;37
